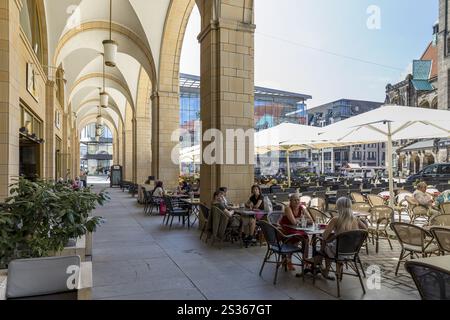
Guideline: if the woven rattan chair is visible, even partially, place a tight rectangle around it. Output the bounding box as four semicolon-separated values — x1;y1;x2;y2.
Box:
257;221;305;285
300;196;312;207
199;204;210;241
310;230;368;298
310;197;326;212
405;260;450;300
429;214;450;227
267;211;283;227
367;194;385;207
367;206;394;254
390;222;440;276
351;192;365;203
441;202;450;215
307;207;331;224
430;227;450;255
352;202;371;213
405;196;433;225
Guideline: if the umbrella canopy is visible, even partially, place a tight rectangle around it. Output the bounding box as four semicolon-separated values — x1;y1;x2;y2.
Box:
255;123;323;153
255;123;324;187
292;105;450;209
180;145;201;164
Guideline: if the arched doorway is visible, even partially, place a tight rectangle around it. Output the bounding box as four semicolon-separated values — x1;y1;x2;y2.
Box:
419;100;430;109
80;123;114;184
410;154;421;174
423;153;435;167
431;97;438;109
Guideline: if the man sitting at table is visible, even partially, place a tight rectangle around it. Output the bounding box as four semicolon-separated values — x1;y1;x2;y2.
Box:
413;182;440;216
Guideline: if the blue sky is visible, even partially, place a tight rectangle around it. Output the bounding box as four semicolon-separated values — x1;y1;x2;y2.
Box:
180;0;438;108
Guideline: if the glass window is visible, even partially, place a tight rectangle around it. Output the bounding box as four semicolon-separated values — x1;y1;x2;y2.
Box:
20;0;43;63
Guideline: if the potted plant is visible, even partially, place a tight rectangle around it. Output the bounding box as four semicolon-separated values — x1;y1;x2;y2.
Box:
0;178;109;269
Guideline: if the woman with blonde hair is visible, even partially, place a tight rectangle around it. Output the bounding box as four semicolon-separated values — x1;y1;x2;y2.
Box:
319;197;367;280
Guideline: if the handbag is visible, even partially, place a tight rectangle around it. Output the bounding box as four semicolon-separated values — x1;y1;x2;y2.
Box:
159;202;167;215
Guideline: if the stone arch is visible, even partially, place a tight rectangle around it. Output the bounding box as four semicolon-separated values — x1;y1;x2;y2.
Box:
419;100;430;109
398;154;405;172
410;154;421;174
54;22;157;85
431;97;438;109
423;153;435;166
76;99;124;127
78;114;118;138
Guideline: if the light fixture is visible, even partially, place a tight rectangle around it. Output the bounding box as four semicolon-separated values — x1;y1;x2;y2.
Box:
103;0;118;67
100;57;109;108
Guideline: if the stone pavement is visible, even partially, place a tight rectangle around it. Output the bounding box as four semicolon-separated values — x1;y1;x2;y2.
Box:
89;187;420;300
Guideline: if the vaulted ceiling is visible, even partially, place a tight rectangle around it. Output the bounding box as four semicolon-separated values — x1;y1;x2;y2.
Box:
42;0;178;133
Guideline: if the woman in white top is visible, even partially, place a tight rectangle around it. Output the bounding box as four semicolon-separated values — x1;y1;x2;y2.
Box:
319;197;367;280
152;181;165;198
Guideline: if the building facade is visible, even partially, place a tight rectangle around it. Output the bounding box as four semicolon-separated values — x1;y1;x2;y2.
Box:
386;18;448;176
179;73;312;175
308;99;385;173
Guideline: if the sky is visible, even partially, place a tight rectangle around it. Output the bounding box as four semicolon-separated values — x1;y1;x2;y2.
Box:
180;0;439;108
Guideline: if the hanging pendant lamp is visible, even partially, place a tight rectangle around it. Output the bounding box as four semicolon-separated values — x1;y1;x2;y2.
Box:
103;0;118;67
100;58;109;108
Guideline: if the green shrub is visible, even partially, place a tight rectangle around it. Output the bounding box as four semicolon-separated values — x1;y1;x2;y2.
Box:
0;178;109;268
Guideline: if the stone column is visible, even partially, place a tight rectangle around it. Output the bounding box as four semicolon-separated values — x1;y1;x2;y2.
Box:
197;0;255;204
44;81;56;180
135;116;151;184
151;91;180;189
0;0;21;200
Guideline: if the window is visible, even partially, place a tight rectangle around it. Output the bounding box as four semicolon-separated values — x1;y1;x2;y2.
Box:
20;0;44;64
440;164;450;174
424;165;438;175
21;106;42;139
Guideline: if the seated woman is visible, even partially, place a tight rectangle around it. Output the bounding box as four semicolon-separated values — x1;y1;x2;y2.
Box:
152;181;165;198
239;185;263;245
279;193;314;271
317;197;368;280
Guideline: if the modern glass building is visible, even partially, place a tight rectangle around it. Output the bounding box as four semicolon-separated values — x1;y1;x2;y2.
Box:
180;73;312;174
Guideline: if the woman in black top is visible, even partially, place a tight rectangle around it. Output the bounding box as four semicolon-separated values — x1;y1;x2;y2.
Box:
246;185;264;210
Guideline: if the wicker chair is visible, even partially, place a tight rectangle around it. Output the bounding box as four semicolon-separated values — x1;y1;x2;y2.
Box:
310;197;326;212
405;259;450;300
429;214;450;227
267;211;283;227
405;196;434;225
367;194;385;207
199;204;210;241
390;222;440;276
367;206;394;254
351;192;365;203
257;221;305;285
307;207;331;224
310;230;368;298
441;202;450;215
352;202;372;213
430;227;450;255
300;196;312;207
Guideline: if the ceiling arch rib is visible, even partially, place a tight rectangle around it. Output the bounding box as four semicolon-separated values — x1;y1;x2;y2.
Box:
76;99;124;127
54;22;156;85
77;104;119;128
78;115;118;139
69;74;135;111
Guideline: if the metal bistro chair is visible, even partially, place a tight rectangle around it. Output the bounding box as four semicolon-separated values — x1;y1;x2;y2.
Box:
257;221;305;285
163;196;191;229
405;259;450;300
367;206;394;254
430;227;450;255
390;222;440;276
311;230;368;298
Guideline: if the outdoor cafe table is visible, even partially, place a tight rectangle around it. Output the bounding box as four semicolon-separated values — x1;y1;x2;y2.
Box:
410;255;450;273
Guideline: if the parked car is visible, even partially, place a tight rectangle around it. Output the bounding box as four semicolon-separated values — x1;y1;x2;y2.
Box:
406;163;450;184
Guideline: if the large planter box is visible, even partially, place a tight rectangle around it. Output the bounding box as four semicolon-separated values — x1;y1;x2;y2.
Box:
50;235;87;262
0;262;92;300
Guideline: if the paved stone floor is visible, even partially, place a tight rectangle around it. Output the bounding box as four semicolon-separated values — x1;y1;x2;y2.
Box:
90;187;420;300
